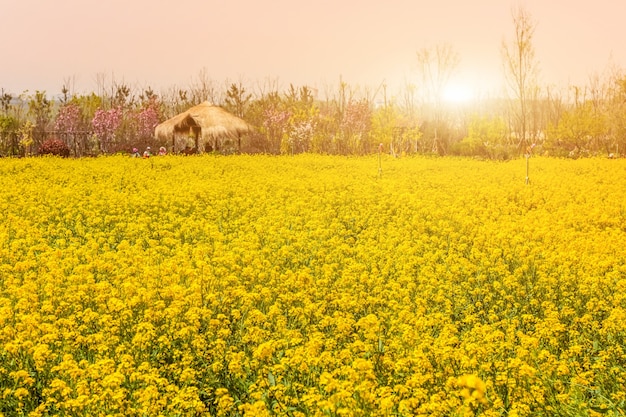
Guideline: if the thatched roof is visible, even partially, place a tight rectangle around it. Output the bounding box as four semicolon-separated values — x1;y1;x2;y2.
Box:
154;101;252;148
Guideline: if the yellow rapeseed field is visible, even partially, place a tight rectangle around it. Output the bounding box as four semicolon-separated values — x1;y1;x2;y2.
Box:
0;154;625;417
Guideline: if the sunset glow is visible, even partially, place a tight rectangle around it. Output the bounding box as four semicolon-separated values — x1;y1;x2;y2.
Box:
1;0;624;95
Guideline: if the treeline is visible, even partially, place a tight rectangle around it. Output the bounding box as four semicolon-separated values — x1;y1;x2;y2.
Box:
1;72;625;158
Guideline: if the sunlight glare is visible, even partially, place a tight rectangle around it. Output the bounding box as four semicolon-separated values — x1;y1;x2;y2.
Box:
442;83;474;104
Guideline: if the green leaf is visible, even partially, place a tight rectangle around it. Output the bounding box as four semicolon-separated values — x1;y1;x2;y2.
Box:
268;371;276;387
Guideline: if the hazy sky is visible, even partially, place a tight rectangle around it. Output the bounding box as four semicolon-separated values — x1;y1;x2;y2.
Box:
1;0;624;99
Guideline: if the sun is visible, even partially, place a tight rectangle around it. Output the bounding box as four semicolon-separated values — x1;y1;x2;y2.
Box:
442;83;474;104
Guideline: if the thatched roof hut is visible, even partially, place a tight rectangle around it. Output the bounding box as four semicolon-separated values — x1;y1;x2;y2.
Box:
155;101;252;153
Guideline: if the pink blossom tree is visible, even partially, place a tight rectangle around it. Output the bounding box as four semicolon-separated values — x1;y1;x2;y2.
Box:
54;103;83;155
135;101;160;144
91;107;122;153
340;100;372;154
262;107;291;154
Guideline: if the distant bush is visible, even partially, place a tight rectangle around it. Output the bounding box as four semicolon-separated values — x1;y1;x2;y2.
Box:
450;138;488;158
39;138;70;157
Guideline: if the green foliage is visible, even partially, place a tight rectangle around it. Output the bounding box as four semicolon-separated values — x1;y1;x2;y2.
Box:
17;120;34;154
0;90;21;156
467;114;508;146
545;102;608;156
224;82;252;118
370;104;422;156
0;90;12;114
397;125;423;154
309;111;337;154
370;105;397;151
27;91;53;149
8;72;626;158
283;85;317;154
451;114;512;159
0;115;20;156
606;77;626;155
339;100;372;155
0;115;18;132
70;93;103;126
451;137;487;158
112;83;132;108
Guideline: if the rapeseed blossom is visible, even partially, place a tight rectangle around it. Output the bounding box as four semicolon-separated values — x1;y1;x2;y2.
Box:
0;154;624;416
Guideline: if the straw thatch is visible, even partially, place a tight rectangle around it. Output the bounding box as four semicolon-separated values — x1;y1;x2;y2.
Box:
154;101;252;153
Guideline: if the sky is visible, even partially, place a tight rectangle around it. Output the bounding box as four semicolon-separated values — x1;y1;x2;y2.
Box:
1;0;625;101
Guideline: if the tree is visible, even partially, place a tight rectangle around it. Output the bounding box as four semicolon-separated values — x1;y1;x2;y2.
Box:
190;68;220;105
27;91;53;152
545;102;606;156
284;85;317;154
134;99;161;149
0;89;12;114
502;4;539;151
91;107;123;153
608;76;626;156
0;89;20;156
224;82;252;119
18;120;34;155
371;103;401;156
415;43;460;153
72;93;103;127
340;100;372;155
309;106;337;154
54;103;83;156
111;81;134;109
253;89;290;154
0;114;19;156
453;114;509;159
592;64;626;156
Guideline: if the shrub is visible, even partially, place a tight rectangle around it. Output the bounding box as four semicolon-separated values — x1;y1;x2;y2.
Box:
39;138;70;157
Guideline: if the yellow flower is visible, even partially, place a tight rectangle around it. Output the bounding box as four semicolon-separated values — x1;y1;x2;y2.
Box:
253;341;275;362
215;388;235;416
14;387;29;399
457;374;487;404
10;370;34;386
0;155;624;415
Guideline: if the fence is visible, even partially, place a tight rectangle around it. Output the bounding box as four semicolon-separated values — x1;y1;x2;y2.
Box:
0;131;98;157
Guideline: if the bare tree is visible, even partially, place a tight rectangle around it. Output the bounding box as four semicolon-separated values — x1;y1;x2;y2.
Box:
415;43;460;152
253;76;282;100
93;72;108;106
27;91;53;151
400;79;419;121
189;68;220;105
502;4;539;151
